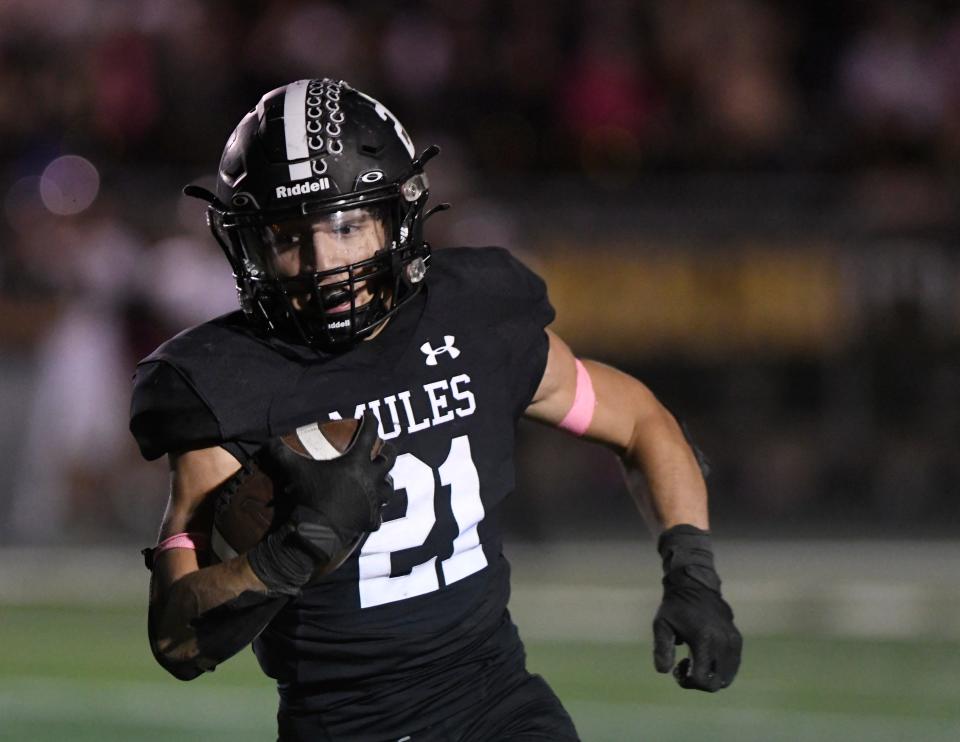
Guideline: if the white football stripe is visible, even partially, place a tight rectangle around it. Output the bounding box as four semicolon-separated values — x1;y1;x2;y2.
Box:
295;422;341;460
283;80;312;181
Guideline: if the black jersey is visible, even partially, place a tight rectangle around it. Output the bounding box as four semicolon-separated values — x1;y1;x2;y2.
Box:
130;246;555;739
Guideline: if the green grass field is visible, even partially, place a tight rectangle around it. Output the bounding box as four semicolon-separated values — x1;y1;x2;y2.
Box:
2;603;959;742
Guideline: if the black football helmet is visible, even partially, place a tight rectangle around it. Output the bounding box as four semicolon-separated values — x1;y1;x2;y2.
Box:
186;78;446;350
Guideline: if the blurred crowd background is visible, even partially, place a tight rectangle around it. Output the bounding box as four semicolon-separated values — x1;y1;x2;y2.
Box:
1;0;958;545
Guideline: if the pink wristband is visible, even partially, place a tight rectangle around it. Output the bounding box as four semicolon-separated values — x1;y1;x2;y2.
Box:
154;531;209;556
558;359;596;436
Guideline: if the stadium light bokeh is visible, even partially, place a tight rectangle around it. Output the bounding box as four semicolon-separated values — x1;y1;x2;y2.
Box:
39;155;100;216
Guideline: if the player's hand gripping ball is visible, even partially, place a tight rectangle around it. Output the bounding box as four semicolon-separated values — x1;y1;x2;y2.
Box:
211;412;395;591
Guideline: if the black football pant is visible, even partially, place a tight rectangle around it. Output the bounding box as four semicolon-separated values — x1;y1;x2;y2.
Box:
277;670;580;742
412;670;580;742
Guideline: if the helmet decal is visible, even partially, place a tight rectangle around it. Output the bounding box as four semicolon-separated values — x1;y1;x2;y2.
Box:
274;178;331;199
357;170;385;187
353;88;415;158
283;79;349;186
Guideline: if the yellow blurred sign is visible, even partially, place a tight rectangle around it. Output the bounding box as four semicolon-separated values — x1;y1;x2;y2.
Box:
534;241;847;359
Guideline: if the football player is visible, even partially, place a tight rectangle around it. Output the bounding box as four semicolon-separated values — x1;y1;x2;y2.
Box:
131;79;742;741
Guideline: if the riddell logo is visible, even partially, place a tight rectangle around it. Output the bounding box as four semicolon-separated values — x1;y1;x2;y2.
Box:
276;178;330;198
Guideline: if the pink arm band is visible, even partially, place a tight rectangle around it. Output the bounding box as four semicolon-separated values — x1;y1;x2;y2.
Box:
154;531;209;556
558;359;596;436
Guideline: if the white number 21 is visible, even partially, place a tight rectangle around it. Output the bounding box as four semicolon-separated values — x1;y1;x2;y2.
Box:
358;435;487;608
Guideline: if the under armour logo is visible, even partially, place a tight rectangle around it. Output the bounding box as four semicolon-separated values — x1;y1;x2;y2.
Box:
420;335;460;366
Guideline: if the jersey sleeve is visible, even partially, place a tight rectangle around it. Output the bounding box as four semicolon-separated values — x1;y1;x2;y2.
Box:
501;253;555;416
462;247;556;417
129;360;253;462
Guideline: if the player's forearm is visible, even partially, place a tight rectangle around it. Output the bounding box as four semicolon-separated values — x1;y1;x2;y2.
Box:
149;555;279;679
619;399;709;535
527;340;709;533
579;359;709;533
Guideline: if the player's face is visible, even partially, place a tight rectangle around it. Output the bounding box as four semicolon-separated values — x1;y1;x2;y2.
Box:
265;208;389;312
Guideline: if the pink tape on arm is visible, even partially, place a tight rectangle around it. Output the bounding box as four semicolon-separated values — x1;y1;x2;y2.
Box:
558;359;596;436
154;531;209;556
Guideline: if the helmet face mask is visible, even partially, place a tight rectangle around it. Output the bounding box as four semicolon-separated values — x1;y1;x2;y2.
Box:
195;79;438;351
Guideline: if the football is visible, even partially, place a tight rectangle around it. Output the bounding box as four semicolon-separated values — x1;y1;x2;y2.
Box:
210;417;382;577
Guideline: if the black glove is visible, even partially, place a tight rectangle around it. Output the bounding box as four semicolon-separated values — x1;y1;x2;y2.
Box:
247;412;397;596
652;524;742;692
